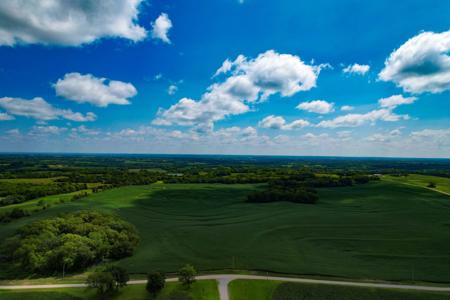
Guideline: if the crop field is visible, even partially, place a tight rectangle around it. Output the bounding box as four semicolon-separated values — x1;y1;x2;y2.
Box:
0;280;219;300
228;280;450;300
1;181;449;282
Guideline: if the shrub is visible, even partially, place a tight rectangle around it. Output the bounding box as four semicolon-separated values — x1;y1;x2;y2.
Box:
178;264;196;287
147;271;166;296
86;271;116;294
105;265;129;288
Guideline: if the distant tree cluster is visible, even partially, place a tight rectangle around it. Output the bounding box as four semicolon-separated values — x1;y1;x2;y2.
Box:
246;175;376;204
1;211;139;275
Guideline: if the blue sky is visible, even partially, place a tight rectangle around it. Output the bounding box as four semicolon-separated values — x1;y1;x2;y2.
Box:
0;0;449;157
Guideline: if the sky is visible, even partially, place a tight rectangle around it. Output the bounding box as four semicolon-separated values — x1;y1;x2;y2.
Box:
0;0;449;158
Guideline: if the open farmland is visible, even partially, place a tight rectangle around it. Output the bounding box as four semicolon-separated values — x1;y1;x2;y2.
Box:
1;180;449;282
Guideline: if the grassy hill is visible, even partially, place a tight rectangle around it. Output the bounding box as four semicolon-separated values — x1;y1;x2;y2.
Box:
1;181;449;282
382;174;450;195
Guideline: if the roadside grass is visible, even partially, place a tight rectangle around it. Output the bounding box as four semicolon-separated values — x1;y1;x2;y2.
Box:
0;280;219;300
382;174;450;195
229;279;278;300
1;181;449;282
229;279;450;300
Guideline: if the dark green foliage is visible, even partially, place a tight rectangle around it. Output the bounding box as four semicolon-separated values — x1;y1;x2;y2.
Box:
248;179;319;204
178;264;197;287
1;211;139;275
272;282;450;300
86;270;116;294
146;271;166;296
428;182;437;188
104;265;129;288
0;208;30;223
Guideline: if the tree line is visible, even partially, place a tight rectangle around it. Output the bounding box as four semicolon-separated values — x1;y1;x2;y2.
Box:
0;182;87;206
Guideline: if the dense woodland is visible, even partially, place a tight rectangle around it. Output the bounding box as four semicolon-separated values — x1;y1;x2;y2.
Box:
0;211;139;275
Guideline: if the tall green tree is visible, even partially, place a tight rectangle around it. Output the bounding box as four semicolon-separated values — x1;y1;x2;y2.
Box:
178;264;197;288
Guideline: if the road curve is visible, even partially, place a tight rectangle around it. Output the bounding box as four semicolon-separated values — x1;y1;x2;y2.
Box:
1;274;450;300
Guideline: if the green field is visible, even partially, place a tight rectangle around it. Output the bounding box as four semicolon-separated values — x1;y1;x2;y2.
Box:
0;280;219;300
229;280;450;300
0;189;92;213
1;181;450;282
383;174;450;195
0;177;66;184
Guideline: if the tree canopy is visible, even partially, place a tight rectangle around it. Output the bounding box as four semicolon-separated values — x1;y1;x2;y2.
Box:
1;211;140;275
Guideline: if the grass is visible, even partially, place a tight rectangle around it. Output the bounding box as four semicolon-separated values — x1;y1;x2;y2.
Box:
0;189;92;213
0;177;66;184
229;279;450;300
382;174;450;195
0;181;450;282
229;279;278;300
0;280;219;300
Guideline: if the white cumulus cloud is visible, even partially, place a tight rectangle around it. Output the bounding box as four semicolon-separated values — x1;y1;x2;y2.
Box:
0;97;96;122
258;115;310;130
342;63;370;75
0;0;146;46
297;100;334;114
153;50;322;127
54;73;137;107
379;30;450;93
378;95;417;108
151;13;172;43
